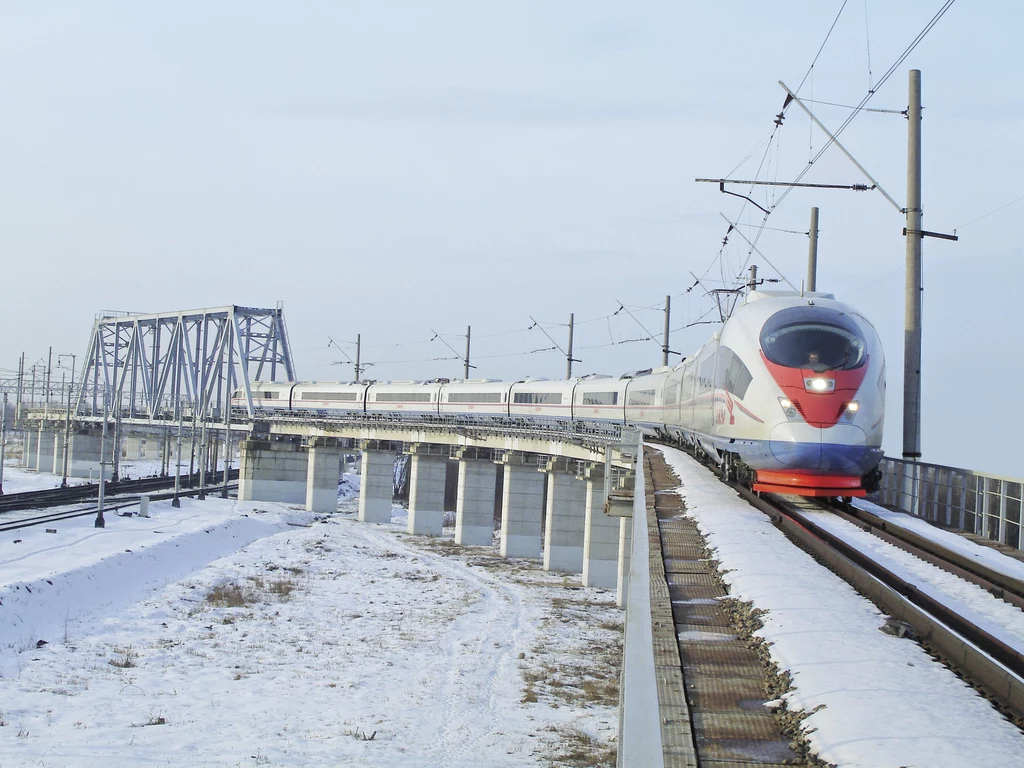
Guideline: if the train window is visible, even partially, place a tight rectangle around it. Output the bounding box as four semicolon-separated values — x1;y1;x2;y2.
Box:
375;392;433;402
760;306;866;373
447;392;503;403
681;370;694;400
698;355;716;392
302;391;358;401
581;391;618;406
254;391;279;399
664;382;678;406
715;347;753;400
627;389;656;406
513;392;563;405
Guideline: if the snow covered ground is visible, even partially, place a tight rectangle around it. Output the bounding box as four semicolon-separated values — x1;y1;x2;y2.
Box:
0;467;621;767
655;444;1024;768
1;457;165;493
1;461;89;492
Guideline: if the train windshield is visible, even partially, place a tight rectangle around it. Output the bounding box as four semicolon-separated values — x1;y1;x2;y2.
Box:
760;306;866;373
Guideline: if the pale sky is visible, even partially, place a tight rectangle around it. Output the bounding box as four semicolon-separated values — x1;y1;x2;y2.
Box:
1;1;1021;474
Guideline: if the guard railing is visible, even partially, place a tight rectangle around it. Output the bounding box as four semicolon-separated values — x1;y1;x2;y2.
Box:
874;457;1023;550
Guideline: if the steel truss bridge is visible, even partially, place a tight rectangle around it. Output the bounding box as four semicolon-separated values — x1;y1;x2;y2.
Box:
76;305;295;422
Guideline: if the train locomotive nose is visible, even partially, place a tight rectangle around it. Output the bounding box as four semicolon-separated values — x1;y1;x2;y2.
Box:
769;423;824;468
769;423;870;473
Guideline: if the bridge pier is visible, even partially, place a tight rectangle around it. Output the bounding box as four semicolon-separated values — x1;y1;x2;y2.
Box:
543;458;587;574
23;428;38;470
454;448;497;546
36;429;58;474
407;444;448;536
605;476;636;608
67;431;104;479
237;437;308;504
500;452;545;559
617;517;632;608
305;437;344;513
358;441;399;524
583;463;619;589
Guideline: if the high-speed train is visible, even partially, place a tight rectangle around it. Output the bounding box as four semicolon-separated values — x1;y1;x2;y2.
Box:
235;290;885;497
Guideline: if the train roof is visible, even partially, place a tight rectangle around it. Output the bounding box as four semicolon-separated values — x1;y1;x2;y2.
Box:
746;289;836;302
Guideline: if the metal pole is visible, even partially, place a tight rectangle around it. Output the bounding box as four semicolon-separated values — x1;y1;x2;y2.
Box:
44;346;52;420
61;379;72;487
464;326;471;380
903;69;923;460
0;393;7;496
172;399;183;507
747;264;758;296
198;416;207;500
96;394;107;528
566;313;575;380
16;353;24;423
111;392;122;482
807;207;819;292
355;333;362;382
661;296;671;367
30;365;36;410
222;347;232;498
189;409;197;486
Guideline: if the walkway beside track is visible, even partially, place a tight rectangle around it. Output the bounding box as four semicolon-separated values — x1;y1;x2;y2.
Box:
621;447;805;767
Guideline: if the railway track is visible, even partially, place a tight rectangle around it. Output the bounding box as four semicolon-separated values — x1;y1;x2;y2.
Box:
0;483;240;534
737;485;1024;722
838;500;1024;609
0;470;239;514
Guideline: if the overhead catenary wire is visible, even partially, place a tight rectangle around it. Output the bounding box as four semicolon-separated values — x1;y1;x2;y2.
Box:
698;0;957;297
954;194;1024;232
528;316;568;356
612;301;661;347
771;0;957;214
720;213;798;291
863;0;874;91
792;97;903;115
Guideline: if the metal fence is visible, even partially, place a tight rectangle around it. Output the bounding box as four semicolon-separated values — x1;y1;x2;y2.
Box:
874;458;1024;550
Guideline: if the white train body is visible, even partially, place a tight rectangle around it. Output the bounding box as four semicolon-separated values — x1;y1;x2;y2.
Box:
235;290;885;496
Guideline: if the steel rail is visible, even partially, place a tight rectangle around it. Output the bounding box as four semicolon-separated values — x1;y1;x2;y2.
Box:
0;484;239;534
832;501;1024;610
0;471;238;514
737;486;1024;720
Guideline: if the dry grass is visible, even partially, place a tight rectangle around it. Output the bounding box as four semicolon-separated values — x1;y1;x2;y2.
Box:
205;582;253;608
544;726;616;767
108;646;138;669
519;595;622;714
204;576;301;608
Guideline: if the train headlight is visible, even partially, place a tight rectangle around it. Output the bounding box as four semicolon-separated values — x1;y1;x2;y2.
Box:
778;397;801;421
805;377;835;393
840;401;860;422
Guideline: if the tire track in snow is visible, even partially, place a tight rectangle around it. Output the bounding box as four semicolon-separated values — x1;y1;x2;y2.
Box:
353;523;537;764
